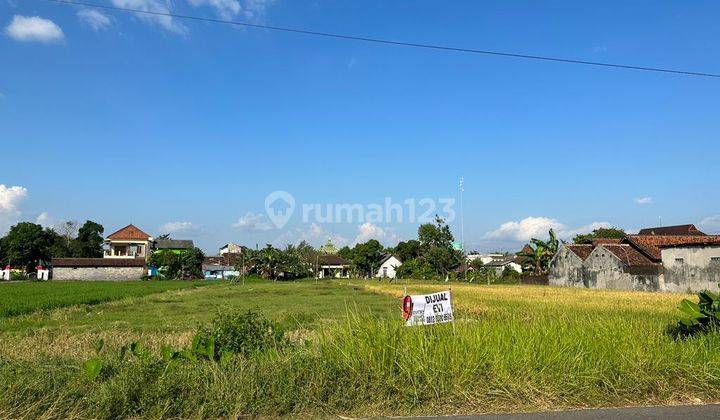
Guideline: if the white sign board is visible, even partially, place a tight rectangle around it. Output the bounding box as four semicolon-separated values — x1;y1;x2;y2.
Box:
403;290;454;326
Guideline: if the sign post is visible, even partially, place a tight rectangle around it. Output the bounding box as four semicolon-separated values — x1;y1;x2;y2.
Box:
401;289;454;326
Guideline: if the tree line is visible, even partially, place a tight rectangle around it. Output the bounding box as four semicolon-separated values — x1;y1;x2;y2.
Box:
0;221;105;272
242;216;465;281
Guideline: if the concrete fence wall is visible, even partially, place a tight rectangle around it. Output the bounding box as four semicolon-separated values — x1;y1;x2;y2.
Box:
52;266;145;281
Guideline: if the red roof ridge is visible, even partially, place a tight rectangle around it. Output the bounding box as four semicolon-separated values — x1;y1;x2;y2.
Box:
107;224;151;240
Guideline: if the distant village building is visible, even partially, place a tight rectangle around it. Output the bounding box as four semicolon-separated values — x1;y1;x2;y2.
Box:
51;224;151;281
467;252;507;265
549;225;720;292
203;243;247;279
104;225;152;261
219;242;246;255
466;252;523;275
317;255;350;279
375;254;401;279
204;264;239;279
484;255;523;276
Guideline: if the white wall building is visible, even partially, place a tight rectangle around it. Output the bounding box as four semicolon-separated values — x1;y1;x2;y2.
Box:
375;255;401;279
467;253;508;265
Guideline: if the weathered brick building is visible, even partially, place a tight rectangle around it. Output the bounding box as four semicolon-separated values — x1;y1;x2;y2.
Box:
549;225;720;292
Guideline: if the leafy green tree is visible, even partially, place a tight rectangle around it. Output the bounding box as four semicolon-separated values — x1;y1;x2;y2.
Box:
573;227;626;244
469;258;484;271
251;245;282;280
294;240;318;273
392;240;421;263
354;240;385;277
501;265;521;280
180;247;205;279
47;228;72;258
518;229;559;275
337;246;353;261
396;259;436;280
148;250;182;279
3;222;55;271
416;216;462;277
247;244;312;281
71;220;104;258
417;216;455;248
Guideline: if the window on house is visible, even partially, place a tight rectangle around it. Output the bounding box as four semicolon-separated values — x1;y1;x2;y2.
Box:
675;258;685;265
711;257;720;264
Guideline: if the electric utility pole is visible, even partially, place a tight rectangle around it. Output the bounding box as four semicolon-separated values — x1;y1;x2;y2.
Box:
460;176;467;282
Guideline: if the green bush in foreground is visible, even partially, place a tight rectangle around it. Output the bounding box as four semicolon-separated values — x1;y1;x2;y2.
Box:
669;285;720;338
198;309;288;356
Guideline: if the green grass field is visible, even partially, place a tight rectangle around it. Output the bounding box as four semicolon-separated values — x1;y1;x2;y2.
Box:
0;280;209;317
1;279;717;418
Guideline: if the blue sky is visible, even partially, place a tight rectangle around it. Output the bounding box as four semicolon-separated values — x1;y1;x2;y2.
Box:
2;0;719;253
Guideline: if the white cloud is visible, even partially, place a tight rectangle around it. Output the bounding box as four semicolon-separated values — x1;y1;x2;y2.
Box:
111;0;186;33
0;184;28;234
559;221;612;239
187;0;240;19
77;9;112;31
484;216;612;242
159;221;200;234
240;0;275;21
485;217;565;242
233;212;272;232
187;0;274;20
353;222;401;246
273;223;348;248
699;215;720;233
635;196;653;205
35;212;54;227
0;184;28;213
5;15;64;43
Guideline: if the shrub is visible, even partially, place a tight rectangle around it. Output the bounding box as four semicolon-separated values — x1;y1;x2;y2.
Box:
669;286;720;338
9;271;27;281
198;309;287;356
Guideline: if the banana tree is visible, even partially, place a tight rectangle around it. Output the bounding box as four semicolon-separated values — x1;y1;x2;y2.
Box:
518;229;559;275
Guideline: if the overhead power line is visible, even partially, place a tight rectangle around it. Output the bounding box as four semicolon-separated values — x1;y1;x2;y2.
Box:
44;0;720;79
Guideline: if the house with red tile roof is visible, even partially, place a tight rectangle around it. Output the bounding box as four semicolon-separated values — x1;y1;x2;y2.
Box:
549;224;720;292
104;224;152;261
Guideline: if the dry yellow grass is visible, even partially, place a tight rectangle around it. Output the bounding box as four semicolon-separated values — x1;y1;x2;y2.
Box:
359;281;692;318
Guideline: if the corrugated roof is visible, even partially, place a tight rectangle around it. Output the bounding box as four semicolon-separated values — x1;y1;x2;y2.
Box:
52;258;146;267
204;253;243;266
203;264;235;271
107;224;151;241
154;239;194;249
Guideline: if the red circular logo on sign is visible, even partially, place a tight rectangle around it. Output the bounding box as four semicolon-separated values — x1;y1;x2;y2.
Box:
402;295;413;321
